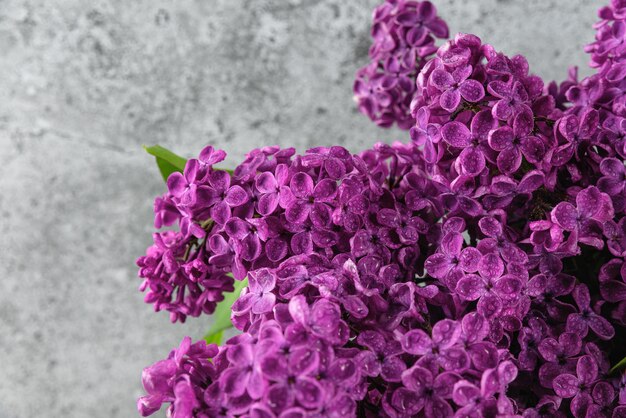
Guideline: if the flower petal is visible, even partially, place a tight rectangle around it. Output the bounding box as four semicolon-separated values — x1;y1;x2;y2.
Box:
441;122;472;147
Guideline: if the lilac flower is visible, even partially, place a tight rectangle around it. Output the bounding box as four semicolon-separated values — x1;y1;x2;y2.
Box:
537;332;582;388
167;160;202;206
440;109;498;176
391;366;458;416
138;337;218;417
255;164;289;216
382;282;438;329
451;362;518;417
376;205;426;245
224;218;267;262
586;381;618;417
455;252;524;318
231;269;276;315
587;18;626;69
137;231;235;323
331;178;369;233
487;79;532;121
551;186;614;249
409;107;443;164
302;146;353;179
481;170;545;211
424;230;481;288
429;65;485;112
153;195;181;229
598;157;626;212
566;284;615;340
477;216;528;263
603;218;626;256
350;225;392;260
259;345;324;410
551;109;600;166
599;259;626;307
529;220;566;253
137;2;626;415
601;116;626;158
355;330;405;382
220;343;267;400
354;0;449;129
198;145;227;168
438;175;484;217
485;361;519;415
517;318;547;371
526;273;576;321
553;355;599;417
521;396;566;418
280;173;337;225
459;312;499;371
488;107;545;173
288;296;347;345
402;319;469;371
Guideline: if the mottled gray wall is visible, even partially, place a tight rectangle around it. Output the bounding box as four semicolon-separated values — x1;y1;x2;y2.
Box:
0;0;604;417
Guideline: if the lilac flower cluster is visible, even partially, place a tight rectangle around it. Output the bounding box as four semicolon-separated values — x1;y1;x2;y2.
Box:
354;0;449;129
137;1;626;417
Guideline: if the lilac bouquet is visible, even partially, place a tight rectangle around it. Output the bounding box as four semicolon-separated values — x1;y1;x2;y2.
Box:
135;1;626;417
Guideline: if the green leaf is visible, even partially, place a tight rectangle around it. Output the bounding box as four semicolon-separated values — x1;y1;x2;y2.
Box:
143;145;188;182
204;330;224;346
610;356;626;375
203;278;248;345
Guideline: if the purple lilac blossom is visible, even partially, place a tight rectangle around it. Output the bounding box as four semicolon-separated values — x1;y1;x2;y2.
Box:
137;0;626;416
353;0;449;129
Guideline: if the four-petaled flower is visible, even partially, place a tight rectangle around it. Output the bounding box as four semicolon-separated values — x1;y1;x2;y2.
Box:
429;64;485;112
488;107;545;173
566;284;615;340
232;268;277;315
553;355;599;418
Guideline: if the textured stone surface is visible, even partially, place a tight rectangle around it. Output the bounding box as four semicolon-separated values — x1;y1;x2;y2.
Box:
0;0;604;417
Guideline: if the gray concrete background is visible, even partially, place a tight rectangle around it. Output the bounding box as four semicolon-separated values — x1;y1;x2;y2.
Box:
0;0;604;417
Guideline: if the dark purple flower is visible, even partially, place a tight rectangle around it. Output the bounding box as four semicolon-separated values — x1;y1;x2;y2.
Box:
566;285;615;340
259;345;324;410
553;355;599;417
452;361;518;417
488;107;545;173
586;381;618;417
429;65;485;112
599;259;626;307
455;252;524;318
551;109;600;166
280;172;337;225
391;366;458;416
402;319;469;371
425;230;481;287
355;330;405;382
440;109;498;176
232;269;277;316
551;186;614;250
487;79;532;121
138;337;218;417
255;164;289;216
